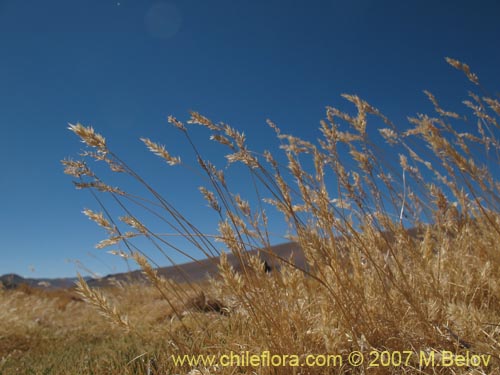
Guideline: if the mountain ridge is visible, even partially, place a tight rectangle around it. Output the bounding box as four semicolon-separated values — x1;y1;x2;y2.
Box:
0;242;304;290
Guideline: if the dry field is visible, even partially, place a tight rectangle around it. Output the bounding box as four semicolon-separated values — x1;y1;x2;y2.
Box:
2;59;500;374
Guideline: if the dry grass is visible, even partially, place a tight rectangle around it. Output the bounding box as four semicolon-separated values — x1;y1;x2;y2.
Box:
2;58;500;374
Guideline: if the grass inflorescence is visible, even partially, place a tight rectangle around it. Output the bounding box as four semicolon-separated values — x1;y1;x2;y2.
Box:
2;58;500;374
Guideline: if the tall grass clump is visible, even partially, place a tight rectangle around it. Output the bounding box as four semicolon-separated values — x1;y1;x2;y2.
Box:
64;59;500;374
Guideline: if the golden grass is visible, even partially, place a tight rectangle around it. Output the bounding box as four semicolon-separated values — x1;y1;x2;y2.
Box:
2;58;499;374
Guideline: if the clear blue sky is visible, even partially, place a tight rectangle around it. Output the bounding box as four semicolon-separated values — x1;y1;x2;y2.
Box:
1;0;499;278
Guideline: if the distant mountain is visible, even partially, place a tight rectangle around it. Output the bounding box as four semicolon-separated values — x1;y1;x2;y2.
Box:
0;273;90;290
87;242;305;288
0;242;305;290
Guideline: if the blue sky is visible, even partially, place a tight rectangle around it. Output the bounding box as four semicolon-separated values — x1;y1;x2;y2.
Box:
1;0;499;278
